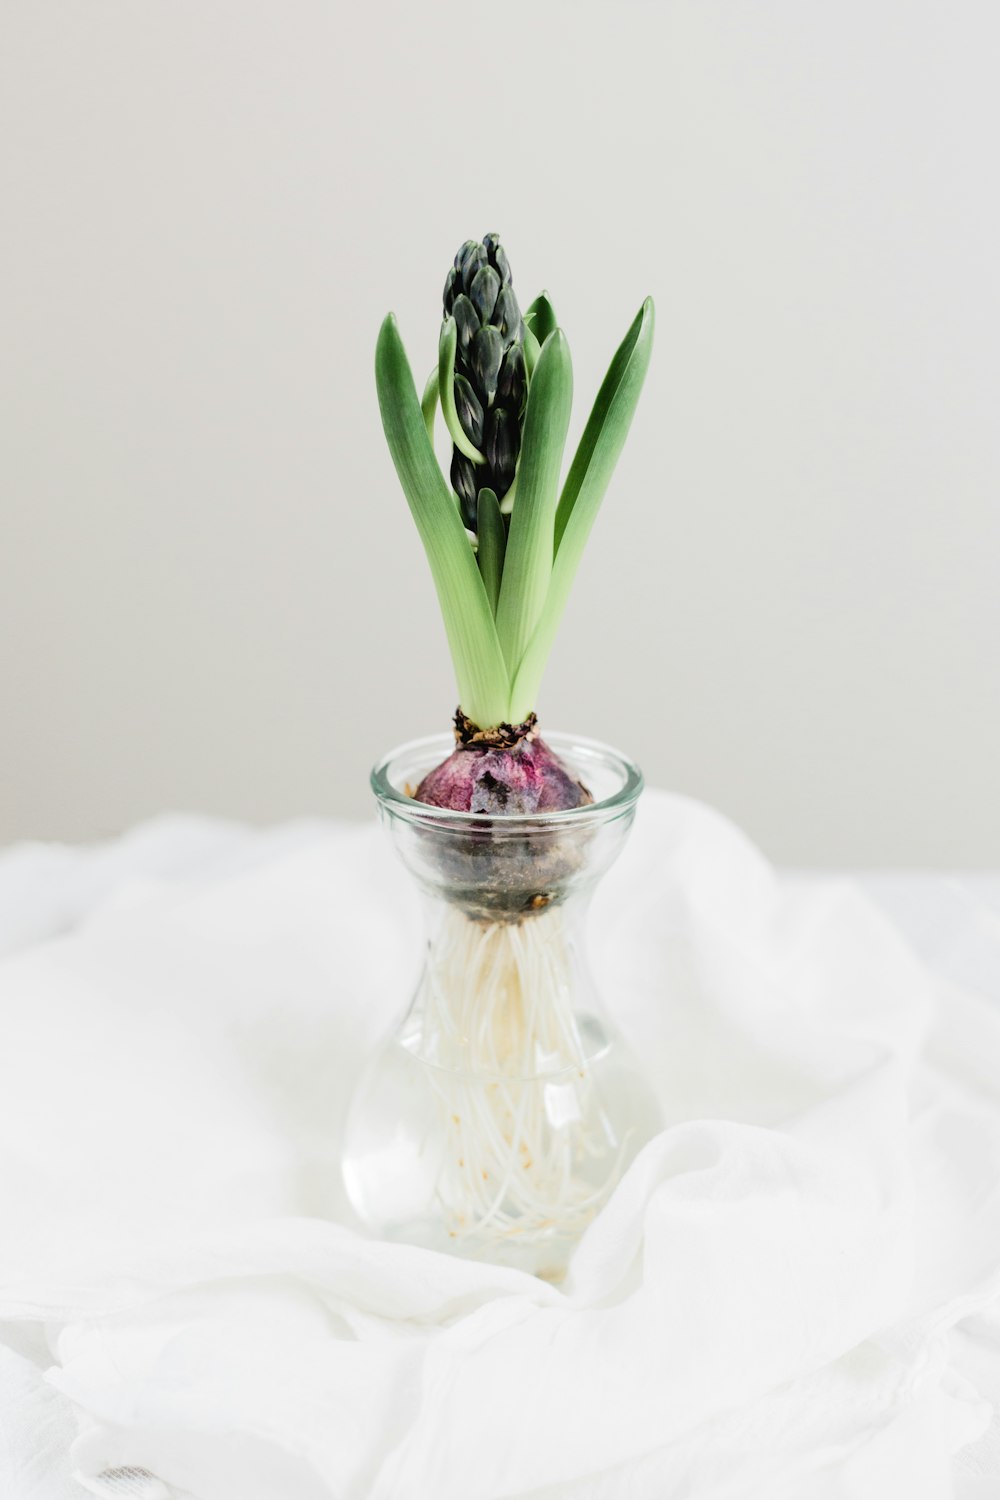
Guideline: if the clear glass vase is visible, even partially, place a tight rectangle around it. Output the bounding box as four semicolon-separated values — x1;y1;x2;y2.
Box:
341;732;661;1281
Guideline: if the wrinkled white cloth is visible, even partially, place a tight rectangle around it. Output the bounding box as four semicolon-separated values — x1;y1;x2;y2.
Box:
1;794;999;1500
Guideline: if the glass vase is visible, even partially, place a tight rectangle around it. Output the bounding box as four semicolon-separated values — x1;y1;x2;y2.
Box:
341;732;661;1281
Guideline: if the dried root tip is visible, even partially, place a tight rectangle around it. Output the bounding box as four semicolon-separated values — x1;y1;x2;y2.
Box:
453;707;538;748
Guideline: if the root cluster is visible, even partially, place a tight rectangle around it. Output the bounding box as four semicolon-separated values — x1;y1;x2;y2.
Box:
419;906;628;1247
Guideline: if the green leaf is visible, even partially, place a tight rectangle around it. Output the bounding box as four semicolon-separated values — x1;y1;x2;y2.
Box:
510;297;654;719
524;292;557;348
553;297;655;554
421;367;438;444
494;328;573;680
375;313;509;727
476;488;506;615
498;472;517;516
438;318;486;465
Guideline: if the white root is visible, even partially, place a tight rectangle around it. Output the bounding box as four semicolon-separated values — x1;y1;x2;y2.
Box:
418;904;630;1246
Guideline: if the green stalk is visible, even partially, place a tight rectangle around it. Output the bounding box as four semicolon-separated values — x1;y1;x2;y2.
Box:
375;314;510;727
438;318;485;465
523;323;540;379
421;368;438;444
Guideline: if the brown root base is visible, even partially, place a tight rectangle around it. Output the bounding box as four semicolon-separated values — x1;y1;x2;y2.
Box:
453;707;538;748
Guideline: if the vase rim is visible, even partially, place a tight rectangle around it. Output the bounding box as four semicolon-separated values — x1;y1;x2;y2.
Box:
371;729;644;830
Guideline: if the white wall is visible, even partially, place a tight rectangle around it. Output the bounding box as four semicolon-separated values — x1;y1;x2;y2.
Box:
2;0;998;863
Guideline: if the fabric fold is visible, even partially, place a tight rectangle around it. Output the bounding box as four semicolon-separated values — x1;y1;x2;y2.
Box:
1;795;998;1499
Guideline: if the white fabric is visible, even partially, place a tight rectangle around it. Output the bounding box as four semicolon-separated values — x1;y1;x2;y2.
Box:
1;795;999;1500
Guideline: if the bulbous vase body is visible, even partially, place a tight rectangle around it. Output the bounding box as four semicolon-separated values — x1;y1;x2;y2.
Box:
342;733;661;1281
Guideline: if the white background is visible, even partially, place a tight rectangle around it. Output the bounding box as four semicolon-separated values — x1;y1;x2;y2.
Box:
2;0;998;863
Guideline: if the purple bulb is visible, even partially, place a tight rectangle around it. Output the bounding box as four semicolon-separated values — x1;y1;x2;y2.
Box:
415;715;591;814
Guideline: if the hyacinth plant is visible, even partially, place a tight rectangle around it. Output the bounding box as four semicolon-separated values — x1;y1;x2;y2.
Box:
376;232;654;814
352;238;657;1264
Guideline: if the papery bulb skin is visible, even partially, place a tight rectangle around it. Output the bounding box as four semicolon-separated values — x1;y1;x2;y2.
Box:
416;739;589;814
414;711;592;815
